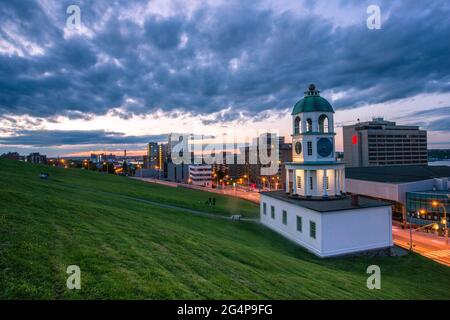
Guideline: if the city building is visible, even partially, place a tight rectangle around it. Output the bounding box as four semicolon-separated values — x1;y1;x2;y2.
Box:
158;143;168;178
90;153;98;163
26;152;47;164
343;118;427;167
189;164;212;187
346;165;450;227
260;85;392;258
167;163;190;183
147;142;159;169
407;190;449;230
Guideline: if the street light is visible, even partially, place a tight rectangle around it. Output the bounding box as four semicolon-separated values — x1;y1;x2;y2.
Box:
409;209;427;252
431;200;448;245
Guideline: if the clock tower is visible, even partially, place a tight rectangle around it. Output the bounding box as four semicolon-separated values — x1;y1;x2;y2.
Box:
286;84;346;198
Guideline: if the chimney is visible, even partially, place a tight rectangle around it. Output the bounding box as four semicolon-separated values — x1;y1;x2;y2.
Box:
351;194;359;206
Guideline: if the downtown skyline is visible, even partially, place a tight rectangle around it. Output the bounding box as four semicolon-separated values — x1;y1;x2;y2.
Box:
1;0;450;157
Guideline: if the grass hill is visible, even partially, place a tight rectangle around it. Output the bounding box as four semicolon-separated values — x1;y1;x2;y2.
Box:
0;158;449;299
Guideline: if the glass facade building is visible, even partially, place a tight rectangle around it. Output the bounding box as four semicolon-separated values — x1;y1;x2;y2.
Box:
406;191;450;227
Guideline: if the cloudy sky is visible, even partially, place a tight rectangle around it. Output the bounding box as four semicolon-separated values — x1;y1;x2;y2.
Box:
1;0;450;156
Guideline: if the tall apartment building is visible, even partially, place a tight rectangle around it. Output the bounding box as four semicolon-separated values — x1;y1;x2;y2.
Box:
147;142;159;169
343;118;427;167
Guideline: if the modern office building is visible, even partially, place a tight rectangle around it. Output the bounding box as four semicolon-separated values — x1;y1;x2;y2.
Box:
346;165;450;227
343;118;427;167
260;85;392;257
189;164;212;187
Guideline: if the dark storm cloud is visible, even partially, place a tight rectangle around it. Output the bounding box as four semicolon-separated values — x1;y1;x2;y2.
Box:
396;106;450;132
0;130;168;147
1;0;450;123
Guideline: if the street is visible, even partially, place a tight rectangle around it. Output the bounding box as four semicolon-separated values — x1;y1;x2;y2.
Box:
392;225;450;267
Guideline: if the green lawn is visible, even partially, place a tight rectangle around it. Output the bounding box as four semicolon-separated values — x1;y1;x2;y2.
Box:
0;158;449;299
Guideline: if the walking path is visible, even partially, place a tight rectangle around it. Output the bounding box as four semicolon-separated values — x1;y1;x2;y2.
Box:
115;192;259;222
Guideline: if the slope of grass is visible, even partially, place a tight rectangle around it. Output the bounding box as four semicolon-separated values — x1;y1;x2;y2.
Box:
0;158;449;299
26;162;258;218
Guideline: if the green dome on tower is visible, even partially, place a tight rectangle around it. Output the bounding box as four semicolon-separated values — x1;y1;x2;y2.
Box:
292;84;334;115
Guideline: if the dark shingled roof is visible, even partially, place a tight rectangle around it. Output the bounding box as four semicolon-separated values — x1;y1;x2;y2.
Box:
345;165;450;184
260;191;390;213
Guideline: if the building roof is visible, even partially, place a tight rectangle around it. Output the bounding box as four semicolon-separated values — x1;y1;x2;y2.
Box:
292;84;334;115
261;190;390;213
345;165;450;184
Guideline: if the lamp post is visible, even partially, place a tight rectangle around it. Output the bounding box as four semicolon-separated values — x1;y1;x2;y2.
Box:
432;200;448;245
409;209;426;252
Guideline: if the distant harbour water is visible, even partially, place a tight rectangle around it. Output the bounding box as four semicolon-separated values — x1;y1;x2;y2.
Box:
429;160;450;167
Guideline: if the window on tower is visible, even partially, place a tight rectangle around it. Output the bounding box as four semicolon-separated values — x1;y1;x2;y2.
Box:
297;176;302;189
318;114;329;133
307;141;312;155
306;118;313;132
294;117;301;134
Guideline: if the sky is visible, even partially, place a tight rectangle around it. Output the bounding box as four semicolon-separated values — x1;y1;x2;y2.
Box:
1;0;450;157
